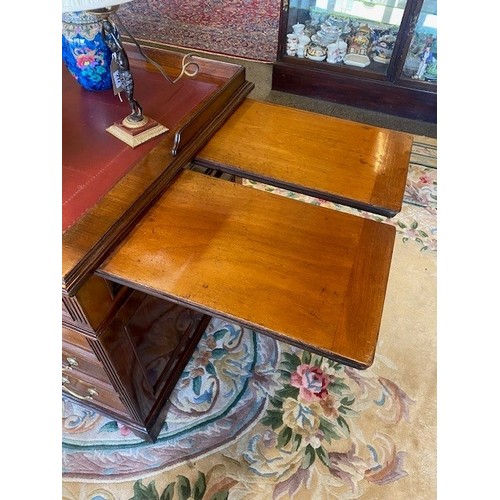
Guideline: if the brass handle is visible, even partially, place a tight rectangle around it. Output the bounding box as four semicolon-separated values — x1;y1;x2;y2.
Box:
62;356;79;371
62;375;98;401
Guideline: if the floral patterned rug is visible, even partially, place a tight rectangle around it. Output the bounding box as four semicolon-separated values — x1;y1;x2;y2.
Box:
62;135;437;499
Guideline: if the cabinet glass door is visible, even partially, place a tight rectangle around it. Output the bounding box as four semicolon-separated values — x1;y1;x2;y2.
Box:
285;0;408;75
400;0;437;84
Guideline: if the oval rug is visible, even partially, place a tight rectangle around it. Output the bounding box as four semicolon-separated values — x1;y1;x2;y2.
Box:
62;317;280;479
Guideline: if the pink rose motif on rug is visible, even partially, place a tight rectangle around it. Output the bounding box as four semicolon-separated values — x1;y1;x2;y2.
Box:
290;364;330;401
243;349;414;497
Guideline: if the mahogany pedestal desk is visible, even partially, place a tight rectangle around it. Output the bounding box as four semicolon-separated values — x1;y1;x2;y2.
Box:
62;49;412;442
62;45;254;442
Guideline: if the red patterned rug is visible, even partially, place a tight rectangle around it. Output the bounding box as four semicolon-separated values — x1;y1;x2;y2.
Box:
119;0;281;62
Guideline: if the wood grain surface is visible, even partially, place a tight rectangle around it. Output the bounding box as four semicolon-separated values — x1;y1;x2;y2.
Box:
195;99;413;216
99;170;396;368
62;44;253;294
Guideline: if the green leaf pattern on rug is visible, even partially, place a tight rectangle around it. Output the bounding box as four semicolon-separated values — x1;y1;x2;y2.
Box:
236;344;413;497
130;472;227;500
260;351;357;471
397;218;435;251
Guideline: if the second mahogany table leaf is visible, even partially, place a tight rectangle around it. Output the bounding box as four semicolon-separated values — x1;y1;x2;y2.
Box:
194;99;412;217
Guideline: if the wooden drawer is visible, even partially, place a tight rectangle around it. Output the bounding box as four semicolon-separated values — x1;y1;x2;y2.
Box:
61;345;110;387
62;371;129;418
62;327;111;386
62;325;94;353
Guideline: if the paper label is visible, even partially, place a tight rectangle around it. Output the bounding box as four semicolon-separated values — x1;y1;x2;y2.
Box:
111;58;125;95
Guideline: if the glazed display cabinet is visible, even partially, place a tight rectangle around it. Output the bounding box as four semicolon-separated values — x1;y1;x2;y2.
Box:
272;0;437;122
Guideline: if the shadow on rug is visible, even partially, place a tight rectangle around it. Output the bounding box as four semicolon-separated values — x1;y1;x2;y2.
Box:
62;136;437;499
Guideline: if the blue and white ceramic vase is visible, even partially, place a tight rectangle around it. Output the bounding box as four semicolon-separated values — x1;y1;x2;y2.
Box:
62;11;113;91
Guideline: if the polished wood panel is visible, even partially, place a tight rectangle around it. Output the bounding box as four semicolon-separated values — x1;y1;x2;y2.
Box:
99;170;395;369
195;99;413;217
93;290;212;441
62;326;95;353
62;275;132;334
271;60;437;123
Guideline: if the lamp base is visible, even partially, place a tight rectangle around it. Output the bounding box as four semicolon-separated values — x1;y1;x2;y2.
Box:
106;116;168;148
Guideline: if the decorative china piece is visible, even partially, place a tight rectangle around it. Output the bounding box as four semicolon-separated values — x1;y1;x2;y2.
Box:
309;7;327;25
324;15;348;31
347;25;371;56
296;34;310;58
306;43;327;61
326;40;347;63
414;45;435;80
303;20;315;38
343;53;370;67
292;23;305;36
286;33;298;56
370;33;396;64
312;23;342;47
423;58;437;81
62;11;113;91
298;34;311;46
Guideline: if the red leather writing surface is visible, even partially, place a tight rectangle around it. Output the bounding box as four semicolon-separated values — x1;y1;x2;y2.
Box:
62;63;217;232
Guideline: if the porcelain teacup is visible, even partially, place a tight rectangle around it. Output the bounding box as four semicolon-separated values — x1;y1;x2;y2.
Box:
292;23;305;35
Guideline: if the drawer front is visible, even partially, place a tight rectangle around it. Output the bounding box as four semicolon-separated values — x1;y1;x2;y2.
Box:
62;371;128;417
61;345;110;386
62;326;94;354
62;327;111;386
